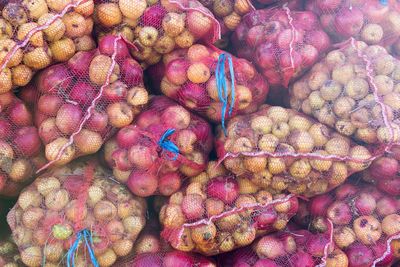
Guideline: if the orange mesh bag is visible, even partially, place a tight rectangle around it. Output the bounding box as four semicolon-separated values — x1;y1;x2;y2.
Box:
0;92;45;197
93;0;221;68
289;40;400;148
232;7;331;87
33;34;149;171
217;229;339;267
7;159;147;267
103;95;213;198
305;0;400;46
215;104;373;198
158;161;298;256
148;44;269;133
295;181;400;267
0;235;23;266
0;0;95;93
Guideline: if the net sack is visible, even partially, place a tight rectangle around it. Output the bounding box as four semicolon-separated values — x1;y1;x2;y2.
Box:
103;95;213;197
297;181;400;267
215;104;373;198
0;0;95;93
0;92;44;197
289;40;400;148
7;159;147;267
148;44;269;133
159;161;298;256
33;34;148;171
93;0;221;68
305;0;400;46
217;229;336;267
232;8;331;87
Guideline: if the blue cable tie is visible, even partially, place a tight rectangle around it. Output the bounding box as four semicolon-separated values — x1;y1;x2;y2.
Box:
66;229;99;267
158;129;180;160
216;53;235;136
380;0;388;5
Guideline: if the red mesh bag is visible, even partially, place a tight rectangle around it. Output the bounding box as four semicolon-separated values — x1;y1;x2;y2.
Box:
7;159;147;267
103;96;213;197
232;8;331;87
215;104;373;197
0;0;95;93
295;181;400;267
158;160;298;255
34;34;149;171
289;40;400;148
0;92;45;197
0;235;23;266
93;0;221;67
148;44;269;131
217;229;339;267
305;0;400;46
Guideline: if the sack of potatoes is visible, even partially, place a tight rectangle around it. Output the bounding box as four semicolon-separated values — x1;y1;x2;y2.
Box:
0;92;45;198
94;0;221;67
7;159;147;267
34;35;149;170
295;181;400;267
148;44;269;124
0;0;96;93
217;229;339;267
289;41;400;146
215;105;373;197
158;161;298;255
103;96;213;198
232;8;331;87
305;0;400;46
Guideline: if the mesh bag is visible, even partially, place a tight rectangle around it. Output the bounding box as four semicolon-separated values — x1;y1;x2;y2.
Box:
232;8;331;87
93;0;221;68
158;161;298;256
7;159;147;267
0;0;95;93
215;104;373;198
103;95;213;197
361;144;400;196
305;0;400;46
148;44;269;132
295;181;400;267
289;40;400;148
0;92;45;198
217;229;338;267
33;34;149;171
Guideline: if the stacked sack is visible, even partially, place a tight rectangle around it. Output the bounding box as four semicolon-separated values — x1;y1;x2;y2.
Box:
0;0;95;92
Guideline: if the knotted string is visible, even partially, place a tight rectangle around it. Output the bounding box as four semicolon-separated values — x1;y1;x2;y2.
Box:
158;129;180;160
66;229;99;267
216;53;235;136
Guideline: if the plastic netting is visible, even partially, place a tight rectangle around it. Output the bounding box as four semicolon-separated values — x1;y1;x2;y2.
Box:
289;40;400;148
295;181;400;267
0;92;45;198
148;44;269;130
158;161;298;255
0;0;95;92
33;34;148;171
103;95;213;197
7;159;147;267
232;7;331;87
305;0;400;46
215;104;374;198
217;229;336;267
94;0;221;68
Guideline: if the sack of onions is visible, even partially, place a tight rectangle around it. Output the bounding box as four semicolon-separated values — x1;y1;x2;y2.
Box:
7;159;147;267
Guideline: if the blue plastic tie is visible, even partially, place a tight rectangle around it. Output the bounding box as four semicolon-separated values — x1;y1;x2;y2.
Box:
380;0;388;5
66;229;99;267
216;53;235;136
158;129;179;160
